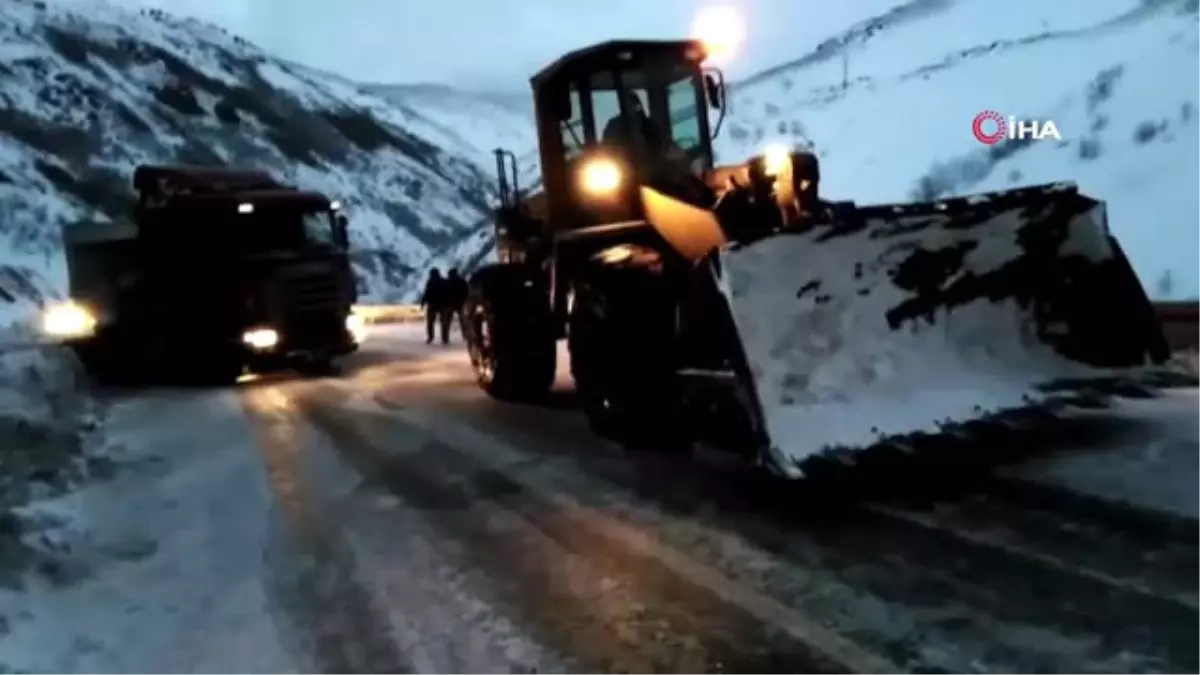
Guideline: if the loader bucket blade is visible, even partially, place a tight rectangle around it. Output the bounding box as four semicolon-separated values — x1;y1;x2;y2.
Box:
640;186;728;263
713;183;1170;476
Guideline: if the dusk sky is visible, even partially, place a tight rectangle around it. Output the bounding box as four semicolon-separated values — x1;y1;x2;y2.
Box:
108;0;908;91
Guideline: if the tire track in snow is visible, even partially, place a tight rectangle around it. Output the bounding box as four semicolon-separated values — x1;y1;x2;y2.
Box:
329;334;1196;671
384;379;1196;673
298;384;890;673
242;386;413;674
861;491;1197;609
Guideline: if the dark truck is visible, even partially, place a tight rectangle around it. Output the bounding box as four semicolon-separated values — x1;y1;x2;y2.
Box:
43;165;364;384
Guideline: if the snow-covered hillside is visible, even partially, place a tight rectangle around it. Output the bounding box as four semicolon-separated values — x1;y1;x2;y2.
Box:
716;0;1199;299
365;83;540;185
0;0;505;316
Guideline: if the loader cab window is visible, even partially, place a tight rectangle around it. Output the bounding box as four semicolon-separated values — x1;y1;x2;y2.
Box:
567;62;711;175
560;87;585;160
667;76;707;173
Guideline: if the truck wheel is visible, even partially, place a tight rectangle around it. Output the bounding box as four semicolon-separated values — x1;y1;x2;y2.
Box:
569;269;690;453
463;264;556;401
178;349;243;386
73;337;126;387
295;355;338;377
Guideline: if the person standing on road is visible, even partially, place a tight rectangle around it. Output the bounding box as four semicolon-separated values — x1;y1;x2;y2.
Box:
420;268;451;345
445;268;469;340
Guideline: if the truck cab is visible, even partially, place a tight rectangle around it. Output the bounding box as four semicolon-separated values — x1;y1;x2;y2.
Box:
52;165;363;384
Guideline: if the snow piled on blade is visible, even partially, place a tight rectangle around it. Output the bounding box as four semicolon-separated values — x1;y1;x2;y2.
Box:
716;186;1164;475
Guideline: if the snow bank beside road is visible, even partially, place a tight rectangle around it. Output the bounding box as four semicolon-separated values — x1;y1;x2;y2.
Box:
0;341;102;590
0;390;300;673
0;344;99;502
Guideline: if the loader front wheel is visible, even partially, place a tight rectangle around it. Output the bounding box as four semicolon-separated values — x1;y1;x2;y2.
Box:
463;264;556;401
569;270;691;453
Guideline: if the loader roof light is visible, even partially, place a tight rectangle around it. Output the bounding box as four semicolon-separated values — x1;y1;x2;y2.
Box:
41;300;96;339
579;157;622;195
330;200;341;210
237;202;254;214
761;144;791;177
690;5;744;64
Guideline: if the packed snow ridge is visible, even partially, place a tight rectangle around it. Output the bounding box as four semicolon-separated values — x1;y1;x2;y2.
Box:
715;0;1199;299
0;0;514;313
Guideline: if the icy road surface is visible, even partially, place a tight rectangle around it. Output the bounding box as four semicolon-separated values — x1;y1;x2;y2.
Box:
2;323;1196;673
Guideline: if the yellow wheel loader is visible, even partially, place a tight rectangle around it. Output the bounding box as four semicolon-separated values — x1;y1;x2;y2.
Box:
461;39;1173;477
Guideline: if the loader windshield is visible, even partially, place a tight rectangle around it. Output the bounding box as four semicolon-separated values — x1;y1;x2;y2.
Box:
560;59;712;175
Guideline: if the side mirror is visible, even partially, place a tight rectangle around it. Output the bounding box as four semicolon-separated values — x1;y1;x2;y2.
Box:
705;73;723;110
334;213;349;248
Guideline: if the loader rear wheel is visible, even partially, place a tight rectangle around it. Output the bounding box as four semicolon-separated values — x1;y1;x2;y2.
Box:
464;264;556;401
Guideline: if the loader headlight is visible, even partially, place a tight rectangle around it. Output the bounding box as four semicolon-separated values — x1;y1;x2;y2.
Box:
578;157;622;195
242;327;279;350
41;301;97;339
345;312;367;343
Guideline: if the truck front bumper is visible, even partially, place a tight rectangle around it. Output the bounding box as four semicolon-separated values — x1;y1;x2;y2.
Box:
240;314;362;361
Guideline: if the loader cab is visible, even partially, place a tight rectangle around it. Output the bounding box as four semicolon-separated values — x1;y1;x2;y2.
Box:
530;40;723;234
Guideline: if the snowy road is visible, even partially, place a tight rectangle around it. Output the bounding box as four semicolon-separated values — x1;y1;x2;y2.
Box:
2;324;1196;673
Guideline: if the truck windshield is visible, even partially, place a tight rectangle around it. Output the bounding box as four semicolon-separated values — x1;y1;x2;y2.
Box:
240;208;339;255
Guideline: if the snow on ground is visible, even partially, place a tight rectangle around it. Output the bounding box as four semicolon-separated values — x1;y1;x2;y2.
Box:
717;0;1199;299
1004;388;1199;520
0;390;302;673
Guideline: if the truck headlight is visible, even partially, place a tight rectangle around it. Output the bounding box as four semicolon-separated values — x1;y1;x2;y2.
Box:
41;301;97;339
345;312;367;343
242;327;279;350
579;157;622;195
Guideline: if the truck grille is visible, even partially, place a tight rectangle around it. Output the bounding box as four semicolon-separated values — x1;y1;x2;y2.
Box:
278;264;346;314
269;264;350;350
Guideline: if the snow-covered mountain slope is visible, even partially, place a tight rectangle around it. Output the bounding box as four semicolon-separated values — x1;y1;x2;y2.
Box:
716;0;1199;299
364;82;539;181
0;0;505;314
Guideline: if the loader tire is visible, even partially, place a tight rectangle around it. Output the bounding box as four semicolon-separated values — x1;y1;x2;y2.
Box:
569;268;691;453
463;264;556;402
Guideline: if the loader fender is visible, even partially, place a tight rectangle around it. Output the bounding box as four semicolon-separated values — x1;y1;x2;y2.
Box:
463;263;557;401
